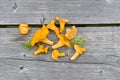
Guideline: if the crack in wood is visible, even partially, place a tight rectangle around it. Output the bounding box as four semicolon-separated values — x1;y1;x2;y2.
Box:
0;57;111;65
107;55;120;58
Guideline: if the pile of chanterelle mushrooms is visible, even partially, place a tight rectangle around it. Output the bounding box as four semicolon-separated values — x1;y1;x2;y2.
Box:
18;17;86;61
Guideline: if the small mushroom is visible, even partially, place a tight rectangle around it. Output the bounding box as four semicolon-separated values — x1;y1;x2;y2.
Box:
47;20;60;36
51;49;65;61
56;17;69;33
65;25;78;40
18;22;31;35
52;34;71;49
34;45;48;55
71;44;86;61
31;24;54;46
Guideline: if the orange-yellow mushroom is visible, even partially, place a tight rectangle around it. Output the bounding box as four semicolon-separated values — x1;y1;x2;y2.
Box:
47;20;60;36
52;34;71;49
34;45;48;55
71;44;86;61
51;49;65;61
31;24;54;46
56;17;69;33
18;22;31;35
41;24;49;36
65;25;78;40
41;37;54;45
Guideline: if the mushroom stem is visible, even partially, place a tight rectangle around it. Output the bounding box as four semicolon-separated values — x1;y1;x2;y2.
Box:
59;22;65;33
52;34;71;49
51;49;66;61
58;52;66;57
70;52;80;61
52;40;64;49
41;37;54;45
47;20;60;36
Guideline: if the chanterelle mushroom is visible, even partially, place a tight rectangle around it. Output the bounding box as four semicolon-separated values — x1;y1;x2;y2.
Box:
52;34;71;49
47;20;60;36
34;45;48;55
71;44;86;61
18;22;31;35
56;17;69;33
51;49;65;61
31;24;54;46
65;25;78;40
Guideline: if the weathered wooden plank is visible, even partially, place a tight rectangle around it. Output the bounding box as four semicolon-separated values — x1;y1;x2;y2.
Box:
0;27;120;80
1;0;120;24
0;27;120;66
0;59;120;80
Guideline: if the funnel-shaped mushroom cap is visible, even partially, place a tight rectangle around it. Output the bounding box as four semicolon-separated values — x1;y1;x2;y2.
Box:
65;25;78;40
18;22;31;35
56;17;69;33
41;24;49;36
31;29;43;46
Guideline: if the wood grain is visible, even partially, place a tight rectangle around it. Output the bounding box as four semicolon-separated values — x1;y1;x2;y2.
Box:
0;27;120;80
0;59;119;80
1;0;120;24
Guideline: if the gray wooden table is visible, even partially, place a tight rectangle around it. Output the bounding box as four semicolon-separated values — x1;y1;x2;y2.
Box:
0;0;120;80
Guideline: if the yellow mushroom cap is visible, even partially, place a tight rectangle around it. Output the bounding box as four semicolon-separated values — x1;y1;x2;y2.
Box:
56;17;69;23
31;29;45;46
41;24;49;36
56;17;69;33
65;25;78;40
51;49;65;61
18;22;31;35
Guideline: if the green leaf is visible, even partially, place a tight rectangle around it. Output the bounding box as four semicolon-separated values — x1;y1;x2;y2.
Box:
70;37;86;46
24;39;32;50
